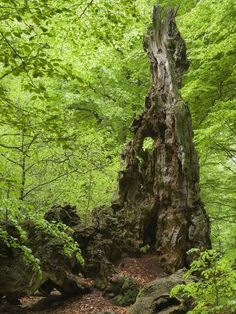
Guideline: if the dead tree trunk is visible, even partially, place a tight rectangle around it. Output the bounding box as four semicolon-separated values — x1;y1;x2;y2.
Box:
116;6;211;271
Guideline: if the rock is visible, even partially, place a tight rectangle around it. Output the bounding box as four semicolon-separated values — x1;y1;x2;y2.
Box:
92;206;118;237
0;303;25;314
73;224;121;290
0;221;42;298
44;204;80;227
38;279;56;296
73;227;116;289
0;248;40;297
24;219;86;296
128;270;191;314
73;226;96;250
104;275;140;306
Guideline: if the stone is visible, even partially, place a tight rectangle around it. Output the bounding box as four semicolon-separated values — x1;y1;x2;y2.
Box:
128;270;191;314
104;275;140;306
0;221;42;298
24;219;87;296
44;204;80;227
0;303;26;314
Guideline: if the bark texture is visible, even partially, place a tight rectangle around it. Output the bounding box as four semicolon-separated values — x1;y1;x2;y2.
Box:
116;6;211;271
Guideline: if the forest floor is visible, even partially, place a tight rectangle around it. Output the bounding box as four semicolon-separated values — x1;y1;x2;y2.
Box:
5;254;163;314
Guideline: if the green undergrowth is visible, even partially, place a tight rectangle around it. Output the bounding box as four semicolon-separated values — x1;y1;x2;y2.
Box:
0;207;84;276
171;249;236;314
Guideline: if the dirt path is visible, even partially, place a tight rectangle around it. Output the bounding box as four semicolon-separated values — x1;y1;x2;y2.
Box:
21;291;129;314
1;255;163;314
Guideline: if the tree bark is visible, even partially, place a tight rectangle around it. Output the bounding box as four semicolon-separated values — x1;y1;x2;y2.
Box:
116;5;211;271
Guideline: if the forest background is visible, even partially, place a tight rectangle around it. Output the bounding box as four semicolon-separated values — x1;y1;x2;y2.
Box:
0;0;235;262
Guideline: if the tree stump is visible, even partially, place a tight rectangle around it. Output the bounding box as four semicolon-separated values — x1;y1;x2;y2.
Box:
116;5;211;271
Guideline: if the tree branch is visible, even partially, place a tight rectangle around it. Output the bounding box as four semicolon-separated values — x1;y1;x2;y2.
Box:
0;143;22;151
0;153;21;167
22;168;83;199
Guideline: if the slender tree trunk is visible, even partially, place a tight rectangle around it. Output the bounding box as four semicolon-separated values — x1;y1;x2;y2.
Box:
116;6;211;271
19;131;26;201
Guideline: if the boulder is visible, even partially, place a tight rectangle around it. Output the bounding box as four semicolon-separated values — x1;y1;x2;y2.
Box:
0;221;42;298
44;204;80;227
0;303;26;314
73;209;122;290
128;270;191;314
104;275;140;306
24;219;87;296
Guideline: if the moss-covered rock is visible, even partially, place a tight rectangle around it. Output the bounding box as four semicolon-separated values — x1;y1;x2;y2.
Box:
45;204;80;227
128;270;190;314
24;219;86;296
104;275;140;306
0;221;42;298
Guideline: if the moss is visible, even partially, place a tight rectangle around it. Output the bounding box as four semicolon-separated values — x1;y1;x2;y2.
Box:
105;275;140;306
95;276;108;290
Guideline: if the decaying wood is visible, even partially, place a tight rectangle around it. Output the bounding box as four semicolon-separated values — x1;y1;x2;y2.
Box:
116;5;211;271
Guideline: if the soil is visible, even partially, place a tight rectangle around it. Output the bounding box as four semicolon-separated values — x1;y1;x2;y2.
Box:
1;254;163;314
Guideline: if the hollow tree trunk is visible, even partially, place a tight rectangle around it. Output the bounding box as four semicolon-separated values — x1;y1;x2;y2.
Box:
116;6;211;271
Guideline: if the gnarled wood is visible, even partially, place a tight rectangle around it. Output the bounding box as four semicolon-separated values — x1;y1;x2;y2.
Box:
116;6;211;271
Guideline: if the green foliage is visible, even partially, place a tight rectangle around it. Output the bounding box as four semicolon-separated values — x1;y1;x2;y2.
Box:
143;137;154;151
171;249;236;313
0;223;41;274
34;219;84;265
179;0;236;250
139;244;150;253
0;2;235;306
1;0;234;233
0;209;84;282
0;0;154;219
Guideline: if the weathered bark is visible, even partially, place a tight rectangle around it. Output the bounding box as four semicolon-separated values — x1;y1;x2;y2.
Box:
116;6;211;271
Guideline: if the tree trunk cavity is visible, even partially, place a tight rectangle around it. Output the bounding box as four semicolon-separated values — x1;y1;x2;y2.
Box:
115;5;211;272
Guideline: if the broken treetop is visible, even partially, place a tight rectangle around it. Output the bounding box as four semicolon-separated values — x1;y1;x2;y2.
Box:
116;5;211;272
